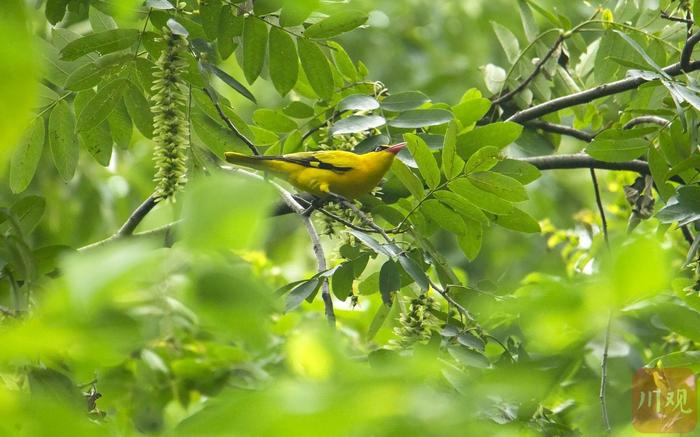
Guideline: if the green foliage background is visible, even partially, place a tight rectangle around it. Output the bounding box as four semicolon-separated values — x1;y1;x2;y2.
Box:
1;0;699;435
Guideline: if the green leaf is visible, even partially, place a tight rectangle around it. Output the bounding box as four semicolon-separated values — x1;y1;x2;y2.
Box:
381;91;430;112
491;159;541;185
297;38;333;100
586;138;648;162
253;0;283;15
405;133;440;189
217;6;240;59
398;255;429;291
452;98;491;127
242;16;268;84
192;109;250;155
392;160;425;200
379;260;401;305
1;1;39;168
199;0;222;40
268;27;298;96
285;278;320;311
328;41;357;82
207;64;257;103
280;0;319;26
466;146;502;173
433;190;488;224
89;8;117;32
492;21;520;64
449;178;513;215
457;331;485;352
458;219;483;260
304;10;368;39
448;346;490;368
349;230;391;257
11;196;45;236
64;54;127;91
253;109;297;133
421;199;466;235
107;100;131;150
48;101;78;182
10;118;45;194
457;122;523;159
283;101;315;119
493;206;540;233
338;94;379;112
123;81;154;139
330;115;385;136
518;0;538;42
45;0;69;25
389;109;453;128
657;186;700;225
60;29;139;61
332;261;354;301
76;78;127;132
441;120;463;179
80;120;113;166
612;30;667;77
468;171;527;202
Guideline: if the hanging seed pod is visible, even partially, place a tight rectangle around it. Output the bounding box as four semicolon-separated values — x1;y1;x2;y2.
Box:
151;26;189;201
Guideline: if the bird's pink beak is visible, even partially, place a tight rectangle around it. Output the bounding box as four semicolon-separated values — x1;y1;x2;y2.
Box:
386;142;407;154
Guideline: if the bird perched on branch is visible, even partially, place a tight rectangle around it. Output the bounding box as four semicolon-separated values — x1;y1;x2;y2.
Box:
224;143;406;199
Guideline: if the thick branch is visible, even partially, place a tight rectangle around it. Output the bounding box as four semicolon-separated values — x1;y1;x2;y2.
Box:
520;153;651;174
117;195;158;236
527;120;596;142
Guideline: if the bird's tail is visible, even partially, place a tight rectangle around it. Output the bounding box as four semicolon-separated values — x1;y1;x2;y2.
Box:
224;152;272;172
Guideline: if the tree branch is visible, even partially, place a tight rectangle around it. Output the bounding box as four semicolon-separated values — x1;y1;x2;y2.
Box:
622;115;670;130
201;86;260;156
600;311;613;433
276;189;336;327
590;168;609;246
80;221;180;252
519;153;651;174
527;120;596;142
508;31;700;123
117;195;158;237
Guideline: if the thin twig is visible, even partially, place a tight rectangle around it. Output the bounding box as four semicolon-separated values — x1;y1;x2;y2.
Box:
600;311;613;433
527;120;596;142
660;11;694;25
277;190;336;327
589;168;609;247
79;221;181;251
520;153;652;174
201;87;260;156
117;196;158;237
492;34;564;106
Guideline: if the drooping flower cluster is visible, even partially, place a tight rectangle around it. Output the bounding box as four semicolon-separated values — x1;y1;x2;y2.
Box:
392;294;438;349
151;27;189;201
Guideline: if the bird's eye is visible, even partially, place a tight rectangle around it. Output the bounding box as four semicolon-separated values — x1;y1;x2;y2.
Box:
374;145;389;152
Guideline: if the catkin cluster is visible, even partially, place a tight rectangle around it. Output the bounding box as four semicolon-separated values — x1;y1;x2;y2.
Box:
151;27;189;201
392;294;437;349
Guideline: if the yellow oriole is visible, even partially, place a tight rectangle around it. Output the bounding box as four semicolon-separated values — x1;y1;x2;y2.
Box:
224;143;406;199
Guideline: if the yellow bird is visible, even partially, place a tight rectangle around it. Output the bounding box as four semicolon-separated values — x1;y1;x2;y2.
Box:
224;143;406;199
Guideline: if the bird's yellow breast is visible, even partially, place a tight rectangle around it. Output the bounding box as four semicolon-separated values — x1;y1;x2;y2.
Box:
286;151;395;198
